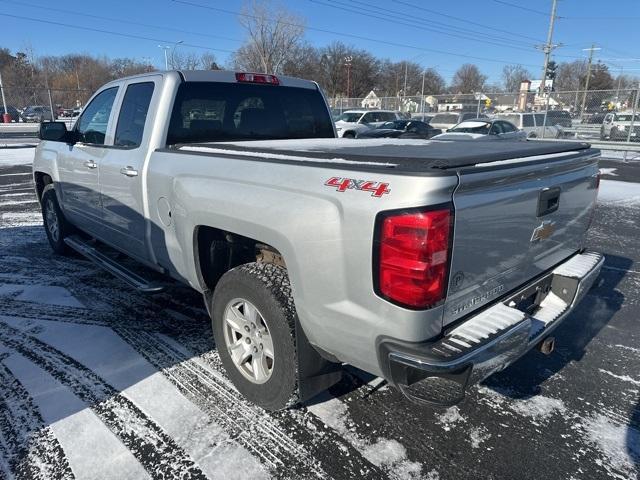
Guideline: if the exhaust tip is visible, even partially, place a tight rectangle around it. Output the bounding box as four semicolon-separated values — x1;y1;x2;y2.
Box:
538;336;556;355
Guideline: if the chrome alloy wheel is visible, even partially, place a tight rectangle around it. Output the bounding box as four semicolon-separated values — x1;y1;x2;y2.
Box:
223;298;274;384
45;198;60;242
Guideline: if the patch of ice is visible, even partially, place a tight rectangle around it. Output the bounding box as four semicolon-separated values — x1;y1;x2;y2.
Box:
579;413;639;480
309;395;422;479
0;147;35;166
436;406;466;431
509;394;567;419
469;426;491;449
599;167;618;176
599;369;640;387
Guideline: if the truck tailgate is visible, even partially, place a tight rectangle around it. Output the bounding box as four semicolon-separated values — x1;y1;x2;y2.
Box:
443;150;600;326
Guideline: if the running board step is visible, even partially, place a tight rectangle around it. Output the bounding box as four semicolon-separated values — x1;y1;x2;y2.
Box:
64;236;165;293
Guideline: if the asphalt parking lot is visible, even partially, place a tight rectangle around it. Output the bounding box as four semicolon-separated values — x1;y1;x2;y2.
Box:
0;149;638;480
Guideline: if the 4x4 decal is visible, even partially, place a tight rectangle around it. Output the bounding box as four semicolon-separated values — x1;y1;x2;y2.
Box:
325;177;390;198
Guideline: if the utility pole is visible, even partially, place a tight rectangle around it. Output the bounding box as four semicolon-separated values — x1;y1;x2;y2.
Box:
344;56;353;101
420;69;426;116
538;0;559;98
158;45;171;70
0;69;8;119
579;45;601;122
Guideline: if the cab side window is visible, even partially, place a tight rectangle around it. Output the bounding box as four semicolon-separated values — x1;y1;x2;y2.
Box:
114;82;155;148
76;87;118;145
522;115;534;127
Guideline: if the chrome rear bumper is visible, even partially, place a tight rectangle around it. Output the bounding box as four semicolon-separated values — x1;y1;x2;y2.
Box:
380;251;604;406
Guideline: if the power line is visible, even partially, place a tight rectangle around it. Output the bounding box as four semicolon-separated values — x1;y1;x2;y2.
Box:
309;0;538;53
0;0;241;43
492;0;555;17
172;0;542;68
0;11;234;53
392;0;545;43
344;0;536;48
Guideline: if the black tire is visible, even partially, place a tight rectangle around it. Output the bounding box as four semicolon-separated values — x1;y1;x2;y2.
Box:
342;131;355;138
41;184;74;255
528;133;537;139
211;262;299;411
600;128;606;140
610;128;619;141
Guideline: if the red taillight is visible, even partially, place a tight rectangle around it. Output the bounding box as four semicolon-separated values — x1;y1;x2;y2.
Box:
376;208;452;309
235;72;280;85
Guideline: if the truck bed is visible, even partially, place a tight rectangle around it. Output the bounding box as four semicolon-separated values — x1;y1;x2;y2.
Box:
171;138;596;174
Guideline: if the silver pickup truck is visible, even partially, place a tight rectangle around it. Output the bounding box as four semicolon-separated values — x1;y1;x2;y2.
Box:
34;70;603;411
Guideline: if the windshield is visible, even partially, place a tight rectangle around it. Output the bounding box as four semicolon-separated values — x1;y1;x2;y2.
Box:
336;112;363;123
450;121;491;134
167;82;335;144
617;114;640;122
431;114;459;124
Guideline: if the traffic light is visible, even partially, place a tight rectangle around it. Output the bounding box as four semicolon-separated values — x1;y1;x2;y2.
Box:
545;61;557;80
485;98;492;108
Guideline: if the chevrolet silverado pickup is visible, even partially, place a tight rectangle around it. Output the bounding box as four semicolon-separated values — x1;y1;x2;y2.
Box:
34;70;603;410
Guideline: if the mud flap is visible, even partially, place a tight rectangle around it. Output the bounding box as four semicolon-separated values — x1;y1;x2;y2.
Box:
295;318;343;403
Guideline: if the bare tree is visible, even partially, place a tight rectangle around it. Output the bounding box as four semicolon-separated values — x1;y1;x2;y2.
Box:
554;60;588;91
502;64;531;92
450;64;487;93
233;0;305;74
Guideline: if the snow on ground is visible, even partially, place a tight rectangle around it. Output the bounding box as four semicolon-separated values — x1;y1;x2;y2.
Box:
598;180;640;205
0;147;35;166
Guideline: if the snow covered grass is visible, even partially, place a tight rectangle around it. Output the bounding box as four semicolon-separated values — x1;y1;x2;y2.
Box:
0;147;35;166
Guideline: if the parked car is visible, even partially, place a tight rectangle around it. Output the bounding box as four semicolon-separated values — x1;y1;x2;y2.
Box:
429;111;488;131
432;119;525;141
35;70;603;411
586;112;607;125
334;109;401;138
357;119;441;139
494;112;562;139
410;113;434;123
600;111;640;141
2;105;21;122
22;105;54;122
543;110;572;128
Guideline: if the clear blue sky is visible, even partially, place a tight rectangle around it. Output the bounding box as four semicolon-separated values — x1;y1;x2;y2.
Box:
2;0;639;85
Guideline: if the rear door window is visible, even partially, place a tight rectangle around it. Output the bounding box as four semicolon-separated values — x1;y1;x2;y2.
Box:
522;115;534;127
114;82;155;148
167;82;334;144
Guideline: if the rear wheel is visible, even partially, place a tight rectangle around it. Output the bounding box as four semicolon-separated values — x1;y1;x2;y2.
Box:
41;184;74;255
211;262;299;411
342;131;355;138
528;133;537;139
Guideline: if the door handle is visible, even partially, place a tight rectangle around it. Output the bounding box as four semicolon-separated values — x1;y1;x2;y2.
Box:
120;166;139;177
84;160;97;169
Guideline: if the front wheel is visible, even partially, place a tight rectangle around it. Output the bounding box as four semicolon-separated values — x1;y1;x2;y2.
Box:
342;131;355;138
211;262;299;411
41;184;74;255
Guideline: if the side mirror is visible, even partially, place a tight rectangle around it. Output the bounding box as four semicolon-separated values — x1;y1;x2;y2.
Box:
39;121;75;143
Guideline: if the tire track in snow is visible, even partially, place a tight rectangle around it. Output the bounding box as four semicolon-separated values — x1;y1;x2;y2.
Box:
0;320;208;480
117;327;386;480
0;356;74;480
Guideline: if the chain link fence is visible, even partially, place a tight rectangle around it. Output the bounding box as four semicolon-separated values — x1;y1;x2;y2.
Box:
329;87;640;144
0;86;92;122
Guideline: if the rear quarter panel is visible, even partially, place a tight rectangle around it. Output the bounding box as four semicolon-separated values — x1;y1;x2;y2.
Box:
146;151;458;375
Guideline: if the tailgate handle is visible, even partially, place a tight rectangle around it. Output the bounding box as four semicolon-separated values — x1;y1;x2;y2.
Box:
537;187;561;217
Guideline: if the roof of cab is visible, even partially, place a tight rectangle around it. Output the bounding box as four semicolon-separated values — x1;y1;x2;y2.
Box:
101;70;319;90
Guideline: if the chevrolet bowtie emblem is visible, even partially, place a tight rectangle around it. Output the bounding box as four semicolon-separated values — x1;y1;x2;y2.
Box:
531;220;556;242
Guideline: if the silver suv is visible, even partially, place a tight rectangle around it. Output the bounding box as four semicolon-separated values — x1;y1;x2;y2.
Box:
600;111;640;141
494;112;562;139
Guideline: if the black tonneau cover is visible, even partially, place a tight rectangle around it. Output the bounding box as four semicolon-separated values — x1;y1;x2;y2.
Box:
176;138;595;174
